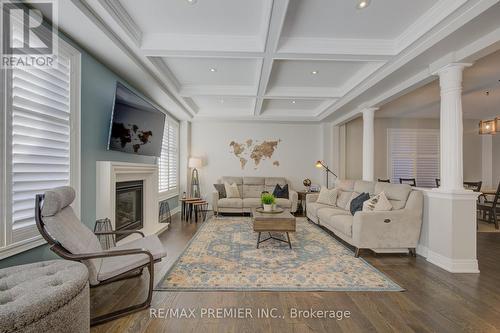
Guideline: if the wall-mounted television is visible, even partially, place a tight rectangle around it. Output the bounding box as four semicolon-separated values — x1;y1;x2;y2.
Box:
107;82;166;157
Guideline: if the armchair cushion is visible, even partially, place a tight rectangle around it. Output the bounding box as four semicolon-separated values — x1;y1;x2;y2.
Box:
42;188;103;285
218;198;243;208
98;235;166;281
275;198;292;208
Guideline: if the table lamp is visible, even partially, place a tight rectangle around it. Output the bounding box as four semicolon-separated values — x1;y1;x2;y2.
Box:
189;157;202;198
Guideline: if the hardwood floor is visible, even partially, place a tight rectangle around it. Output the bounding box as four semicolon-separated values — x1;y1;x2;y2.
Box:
91;214;500;332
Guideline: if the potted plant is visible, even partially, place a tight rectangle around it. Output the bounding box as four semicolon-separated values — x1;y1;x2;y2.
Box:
261;193;276;212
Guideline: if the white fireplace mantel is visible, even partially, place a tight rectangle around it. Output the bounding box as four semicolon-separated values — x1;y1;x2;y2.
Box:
96;161;168;242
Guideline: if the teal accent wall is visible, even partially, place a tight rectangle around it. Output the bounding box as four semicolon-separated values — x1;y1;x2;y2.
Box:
0;36;179;269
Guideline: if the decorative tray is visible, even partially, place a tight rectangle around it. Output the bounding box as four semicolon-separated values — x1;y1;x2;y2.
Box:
255;207;284;214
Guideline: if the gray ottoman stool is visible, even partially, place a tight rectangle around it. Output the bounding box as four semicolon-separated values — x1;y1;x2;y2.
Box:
0;260;90;333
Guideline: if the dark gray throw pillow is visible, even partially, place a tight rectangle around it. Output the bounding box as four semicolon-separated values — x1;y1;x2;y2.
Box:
213;184;226;199
350;192;370;215
272;184;289;199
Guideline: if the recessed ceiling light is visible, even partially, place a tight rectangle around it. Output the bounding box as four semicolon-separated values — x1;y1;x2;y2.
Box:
186;0;197;4
209;67;217;72
291;100;296;104
311;70;319;75
356;0;371;9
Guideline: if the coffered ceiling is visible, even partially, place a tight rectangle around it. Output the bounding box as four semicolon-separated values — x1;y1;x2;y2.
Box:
52;0;500;121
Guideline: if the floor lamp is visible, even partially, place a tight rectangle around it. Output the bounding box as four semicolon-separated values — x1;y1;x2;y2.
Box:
315;160;337;189
189;157;202;198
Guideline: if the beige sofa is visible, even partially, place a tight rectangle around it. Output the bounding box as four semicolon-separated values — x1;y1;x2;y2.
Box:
306;180;423;256
212;176;298;214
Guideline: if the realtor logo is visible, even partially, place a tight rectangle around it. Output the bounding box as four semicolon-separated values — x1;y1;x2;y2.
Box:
1;0;58;68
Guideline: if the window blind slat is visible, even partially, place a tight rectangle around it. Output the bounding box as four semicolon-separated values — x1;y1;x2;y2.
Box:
10;52;72;231
388;129;440;188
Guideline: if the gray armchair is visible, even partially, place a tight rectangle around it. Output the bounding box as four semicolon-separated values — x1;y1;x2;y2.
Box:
35;186;166;326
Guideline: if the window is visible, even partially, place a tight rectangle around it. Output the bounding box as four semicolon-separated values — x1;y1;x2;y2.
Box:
158;117;179;197
387;129;440;188
0;38;81;258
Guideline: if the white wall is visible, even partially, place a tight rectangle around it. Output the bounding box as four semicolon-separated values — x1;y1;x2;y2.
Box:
190;121;323;204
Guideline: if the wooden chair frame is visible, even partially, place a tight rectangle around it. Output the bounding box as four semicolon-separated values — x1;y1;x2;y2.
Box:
399;178;417;187
477;183;500;230
35;194;161;326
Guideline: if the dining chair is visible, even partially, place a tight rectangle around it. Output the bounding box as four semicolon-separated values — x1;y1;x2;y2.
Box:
399;178;417;187
477;182;500;230
35;186;167;326
464;181;482;192
377;179;390;183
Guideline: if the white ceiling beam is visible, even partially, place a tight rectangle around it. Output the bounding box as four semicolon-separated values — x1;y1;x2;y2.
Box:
318;0;500;121
254;0;290;116
71;0;195;119
96;0;142;47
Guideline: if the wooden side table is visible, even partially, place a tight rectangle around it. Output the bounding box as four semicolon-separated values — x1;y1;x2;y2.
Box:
297;191;315;216
180;198;200;221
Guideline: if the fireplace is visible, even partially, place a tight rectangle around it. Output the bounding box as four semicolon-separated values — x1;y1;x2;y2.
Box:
115;180;143;241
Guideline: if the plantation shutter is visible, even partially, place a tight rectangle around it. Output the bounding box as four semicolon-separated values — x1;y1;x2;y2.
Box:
388;129;440;188
159;118;179;194
10;55;72;242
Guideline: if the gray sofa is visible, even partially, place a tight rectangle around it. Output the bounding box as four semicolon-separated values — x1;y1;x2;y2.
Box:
306;180;423;256
212;176;298;214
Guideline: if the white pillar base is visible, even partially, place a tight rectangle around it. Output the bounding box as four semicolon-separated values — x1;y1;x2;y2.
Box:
426;189;479;273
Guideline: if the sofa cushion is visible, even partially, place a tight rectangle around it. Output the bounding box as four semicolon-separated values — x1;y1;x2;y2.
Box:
354;181;375;195
243;177;265;185
218;198;243;208
265;177;287;193
328;215;354;237
335;179;355;190
317;187;338;206
243;198;261;208
374;182;412;210
243;184;264;198
275;198;292;208
317;207;351;223
307;202;332;216
336;190;353;209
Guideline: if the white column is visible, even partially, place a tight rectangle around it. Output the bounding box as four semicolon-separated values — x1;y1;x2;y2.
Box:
435;63;471;191
425;63;479;273
482;135;493;188
362;108;377;182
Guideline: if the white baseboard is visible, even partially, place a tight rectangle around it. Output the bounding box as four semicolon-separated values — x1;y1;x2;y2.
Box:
426;250;479;273
171;206;181;216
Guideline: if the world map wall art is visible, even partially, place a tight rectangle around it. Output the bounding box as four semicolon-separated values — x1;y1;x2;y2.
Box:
229;139;281;170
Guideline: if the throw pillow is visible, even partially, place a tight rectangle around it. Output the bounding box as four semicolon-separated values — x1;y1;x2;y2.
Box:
344;191;360;210
336;190;353;209
362;191;393;212
272;184;289;199
316;187;338;206
349;192;370;215
224;182;240;198
213;184;226;199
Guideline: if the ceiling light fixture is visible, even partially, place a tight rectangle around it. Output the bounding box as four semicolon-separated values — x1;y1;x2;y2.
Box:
186;0;197;4
356;0;371;9
311;70;319;75
209;67;217;72
291;100;296;104
220;99;224;104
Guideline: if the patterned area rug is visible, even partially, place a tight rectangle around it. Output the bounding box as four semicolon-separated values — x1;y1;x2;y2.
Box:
156;217;402;291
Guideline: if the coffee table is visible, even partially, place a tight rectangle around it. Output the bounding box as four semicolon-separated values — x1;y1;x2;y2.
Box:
251;208;296;249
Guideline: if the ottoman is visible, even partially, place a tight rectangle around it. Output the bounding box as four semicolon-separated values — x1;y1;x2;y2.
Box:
0;260;90;333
